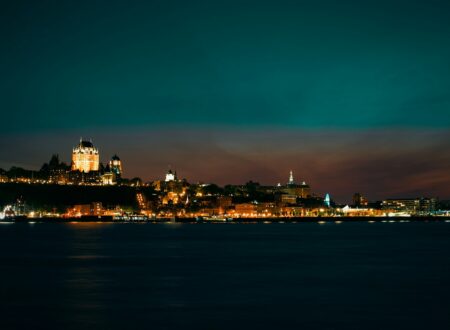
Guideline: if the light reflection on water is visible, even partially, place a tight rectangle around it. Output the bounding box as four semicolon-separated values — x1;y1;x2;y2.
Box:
0;222;449;329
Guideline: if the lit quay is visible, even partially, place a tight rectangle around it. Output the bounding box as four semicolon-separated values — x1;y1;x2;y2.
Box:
1;138;449;222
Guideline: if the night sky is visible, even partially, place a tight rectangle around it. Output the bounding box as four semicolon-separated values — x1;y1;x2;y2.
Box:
1;0;450;202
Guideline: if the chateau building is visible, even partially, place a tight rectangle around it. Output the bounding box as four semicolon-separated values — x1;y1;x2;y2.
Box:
71;139;100;173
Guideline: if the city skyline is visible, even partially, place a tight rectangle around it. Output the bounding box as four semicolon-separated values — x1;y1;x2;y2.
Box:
2;2;450;329
1;1;450;203
1;131;449;204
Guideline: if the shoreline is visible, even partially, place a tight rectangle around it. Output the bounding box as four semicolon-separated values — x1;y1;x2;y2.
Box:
3;216;450;224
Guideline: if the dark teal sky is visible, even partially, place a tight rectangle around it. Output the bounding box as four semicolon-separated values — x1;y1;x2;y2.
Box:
2;0;450;130
1;0;450;201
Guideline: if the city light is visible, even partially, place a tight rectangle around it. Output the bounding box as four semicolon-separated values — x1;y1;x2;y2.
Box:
0;140;446;222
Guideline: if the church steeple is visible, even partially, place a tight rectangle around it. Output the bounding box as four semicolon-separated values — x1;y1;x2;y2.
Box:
288;170;294;185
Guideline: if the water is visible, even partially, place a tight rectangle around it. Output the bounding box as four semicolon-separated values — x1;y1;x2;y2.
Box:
0;222;449;329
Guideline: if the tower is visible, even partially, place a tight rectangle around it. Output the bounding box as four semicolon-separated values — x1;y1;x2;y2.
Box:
165;168;176;182
288;170;294;185
71;138;100;173
325;194;331;207
109;155;123;178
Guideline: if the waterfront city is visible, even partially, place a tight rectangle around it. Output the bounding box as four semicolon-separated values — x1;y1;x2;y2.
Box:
1;139;448;221
3;1;450;329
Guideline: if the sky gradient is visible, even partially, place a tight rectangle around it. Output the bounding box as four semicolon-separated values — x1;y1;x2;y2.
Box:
1;0;450;202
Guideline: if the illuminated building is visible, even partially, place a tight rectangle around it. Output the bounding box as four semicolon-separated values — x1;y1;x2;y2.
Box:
162;191;180;205
382;199;420;212
69;202;104;217
235;203;257;216
109;155;123;178
324;194;331;207
153;168;179;190
340;205;383;217
101;172;115;185
216;196;233;214
152;168;188;205
381;198;437;214
282;171;311;198
165;169;177;182
280;194;297;205
288;170;294;185
71;139;99;173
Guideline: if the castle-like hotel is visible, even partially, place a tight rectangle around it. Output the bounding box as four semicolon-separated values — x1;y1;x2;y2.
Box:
72;139;100;173
68;138;123;185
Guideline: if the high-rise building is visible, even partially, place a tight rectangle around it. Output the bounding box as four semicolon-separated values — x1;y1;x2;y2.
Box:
71;139;99;173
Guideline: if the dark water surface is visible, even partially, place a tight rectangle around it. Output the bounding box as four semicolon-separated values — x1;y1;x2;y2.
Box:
0;222;449;329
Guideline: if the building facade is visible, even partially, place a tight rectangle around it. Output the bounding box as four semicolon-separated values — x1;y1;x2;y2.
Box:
381;198;437;214
71;139;100;173
281;171;311;198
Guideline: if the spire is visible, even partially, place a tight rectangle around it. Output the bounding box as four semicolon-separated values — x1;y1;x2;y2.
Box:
325;193;331;207
288;170;294;185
